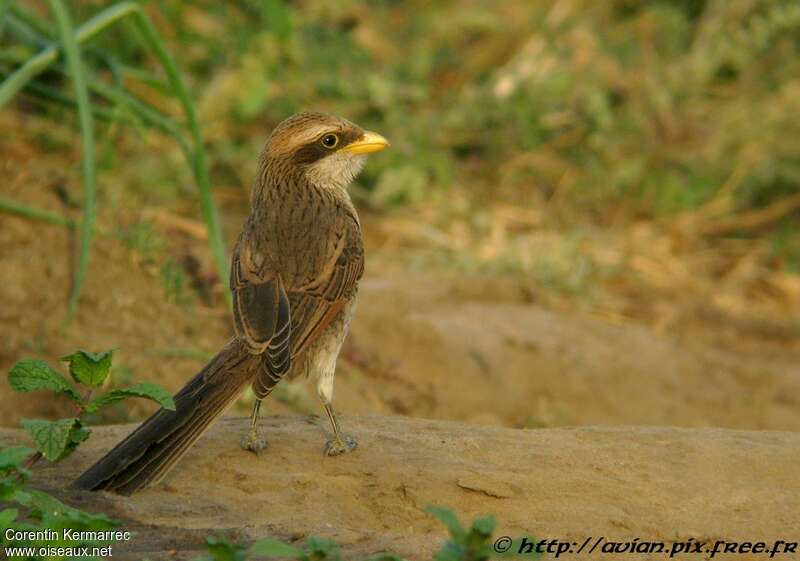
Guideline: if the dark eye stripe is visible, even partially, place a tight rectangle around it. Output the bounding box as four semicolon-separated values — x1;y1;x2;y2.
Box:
292;129;364;164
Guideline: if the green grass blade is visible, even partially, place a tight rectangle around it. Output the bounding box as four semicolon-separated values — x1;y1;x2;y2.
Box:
129;7;229;299
15;77;122;123
0;2;139;108
46;0;96;321
10;3;56;39
3;55;184;141
0;197;76;228
3;13;51;48
87;76;185;140
120;64;172;94
0;0;10;41
0;1;229;306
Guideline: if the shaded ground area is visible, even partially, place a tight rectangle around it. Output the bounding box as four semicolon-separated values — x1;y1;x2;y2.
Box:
2;417;798;560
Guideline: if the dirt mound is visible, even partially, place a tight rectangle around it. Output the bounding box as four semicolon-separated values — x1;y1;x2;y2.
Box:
336;276;800;431
2;416;798;560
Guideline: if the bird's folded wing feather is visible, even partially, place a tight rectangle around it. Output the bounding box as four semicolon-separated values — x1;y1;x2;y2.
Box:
231;209;364;391
231;247;292;375
288;212;364;358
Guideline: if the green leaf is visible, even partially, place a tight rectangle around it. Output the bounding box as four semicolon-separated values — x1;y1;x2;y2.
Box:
15;487;70;515
426;506;466;540
54;421;93;461
17;487;119;529
364;554;408;561
249;538;304;558
55;505;119;530
204;536;246;561
433;541;464;561
8;359;82;403
306;536;341;560
61;349;113;387
86;382;175;413
70;425;92;445
46;0;97;322
0;507;18;527
20;418;78;461
471;515;496;537
0;475;23;501
0;446;34;471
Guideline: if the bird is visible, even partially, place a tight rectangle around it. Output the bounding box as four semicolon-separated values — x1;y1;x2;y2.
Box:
72;111;389;495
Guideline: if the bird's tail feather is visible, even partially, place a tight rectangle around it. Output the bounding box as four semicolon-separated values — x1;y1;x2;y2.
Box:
72;338;259;495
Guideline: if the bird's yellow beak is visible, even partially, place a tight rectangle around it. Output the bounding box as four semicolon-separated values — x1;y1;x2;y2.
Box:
342;131;390;155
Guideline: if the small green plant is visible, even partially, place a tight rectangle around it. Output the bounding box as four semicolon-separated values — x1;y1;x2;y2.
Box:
194;505;529;561
1;348;176;560
426;506;536;561
195;534;405;561
8;349;175;464
0;445;119;559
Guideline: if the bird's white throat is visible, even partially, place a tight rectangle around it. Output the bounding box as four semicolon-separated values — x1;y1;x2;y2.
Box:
305;153;367;191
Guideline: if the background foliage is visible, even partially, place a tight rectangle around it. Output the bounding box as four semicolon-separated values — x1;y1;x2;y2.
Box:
4;0;800;287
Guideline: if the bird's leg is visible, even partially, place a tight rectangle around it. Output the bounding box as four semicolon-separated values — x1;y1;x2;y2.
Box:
321;398;357;456
241;398;268;454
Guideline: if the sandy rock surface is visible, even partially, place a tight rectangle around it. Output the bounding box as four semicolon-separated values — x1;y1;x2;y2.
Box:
2;416;798;560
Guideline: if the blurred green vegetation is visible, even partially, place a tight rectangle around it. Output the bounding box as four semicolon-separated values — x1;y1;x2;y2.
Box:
166;0;800;220
0;0;228;318
4;0;800;278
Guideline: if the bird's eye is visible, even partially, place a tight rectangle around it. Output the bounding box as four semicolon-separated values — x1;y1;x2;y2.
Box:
321;134;339;149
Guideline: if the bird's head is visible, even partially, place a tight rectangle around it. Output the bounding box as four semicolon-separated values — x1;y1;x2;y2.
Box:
261;111;389;191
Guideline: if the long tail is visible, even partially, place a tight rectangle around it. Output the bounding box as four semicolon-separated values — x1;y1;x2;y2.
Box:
72;338;260;495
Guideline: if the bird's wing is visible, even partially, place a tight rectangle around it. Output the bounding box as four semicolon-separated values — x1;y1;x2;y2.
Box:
231;208;363;397
230;244;292;377
287;210;364;359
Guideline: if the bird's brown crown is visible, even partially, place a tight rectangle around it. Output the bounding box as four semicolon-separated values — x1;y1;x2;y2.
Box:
264;112;358;162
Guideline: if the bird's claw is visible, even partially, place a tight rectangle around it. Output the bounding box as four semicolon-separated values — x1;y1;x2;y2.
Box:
324;435;357;456
241;431;268;454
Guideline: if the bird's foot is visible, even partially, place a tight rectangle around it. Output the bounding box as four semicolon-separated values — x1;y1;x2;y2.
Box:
241;429;268;454
324;434;357;456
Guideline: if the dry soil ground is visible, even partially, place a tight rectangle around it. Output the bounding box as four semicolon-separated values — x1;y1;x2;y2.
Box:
2;417;799;560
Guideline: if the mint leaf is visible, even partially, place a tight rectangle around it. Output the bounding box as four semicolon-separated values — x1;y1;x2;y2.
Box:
204;536;247;561
0;476;23;501
433;541;463;561
20;418;78;461
14;487;69;515
61;350;114;387
249;538;304;558
471;514;496;537
8;359;82;403
14;487;118;529
426;506;466;540
87;382;175;413
0;446;34;471
56;422;92;461
306;537;341;560
70;425;92;445
0;507;18;527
